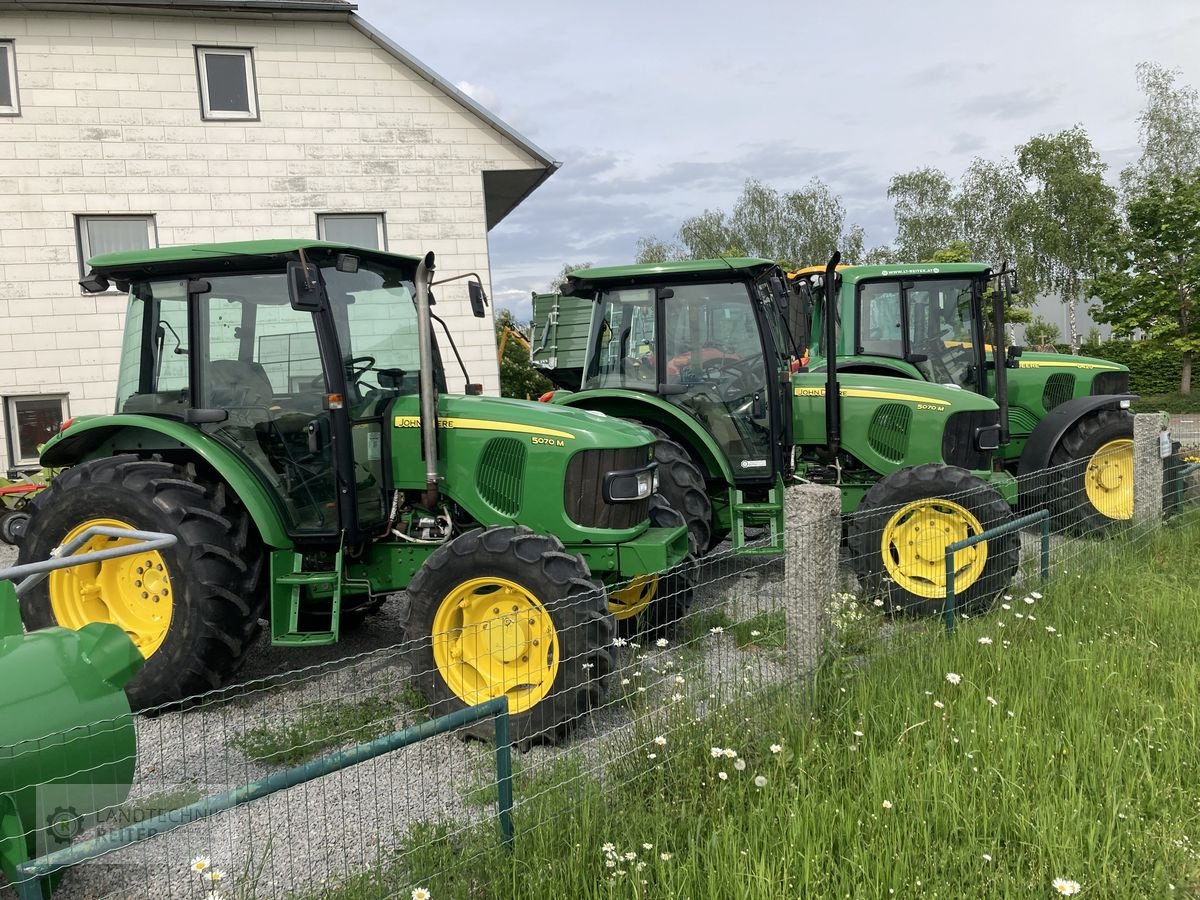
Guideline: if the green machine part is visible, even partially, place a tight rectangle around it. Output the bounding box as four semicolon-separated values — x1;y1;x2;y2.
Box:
0;581;144;893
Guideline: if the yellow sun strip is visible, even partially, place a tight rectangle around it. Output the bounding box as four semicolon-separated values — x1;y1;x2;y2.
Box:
393;416;575;440
793;386;950;407
1014;361;1122;370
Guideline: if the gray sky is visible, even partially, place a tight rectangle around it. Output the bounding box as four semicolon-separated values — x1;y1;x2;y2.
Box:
357;0;1200;320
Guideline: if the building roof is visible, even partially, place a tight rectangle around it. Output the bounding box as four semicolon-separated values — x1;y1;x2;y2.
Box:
567;258;777;284
11;1;559;228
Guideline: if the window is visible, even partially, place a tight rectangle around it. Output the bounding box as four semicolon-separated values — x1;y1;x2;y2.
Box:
195;46;258;120
0;40;18;116
76;215;157;281
318;213;387;250
5;395;67;468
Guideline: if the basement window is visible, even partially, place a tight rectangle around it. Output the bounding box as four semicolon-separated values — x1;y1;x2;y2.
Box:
196;46;258;121
317;213;387;250
5;395;67;470
0;40;18;116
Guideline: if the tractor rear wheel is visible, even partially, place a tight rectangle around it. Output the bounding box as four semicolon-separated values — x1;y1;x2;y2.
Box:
406;526;614;745
17;455;263;709
1049;409;1134;533
631;423;714;553
848;464;1018;616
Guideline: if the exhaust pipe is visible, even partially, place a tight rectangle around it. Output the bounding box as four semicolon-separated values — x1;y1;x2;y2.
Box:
824;250;842;454
415;251;440;509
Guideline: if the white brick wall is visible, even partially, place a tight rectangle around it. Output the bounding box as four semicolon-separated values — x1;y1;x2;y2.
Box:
0;8;544;470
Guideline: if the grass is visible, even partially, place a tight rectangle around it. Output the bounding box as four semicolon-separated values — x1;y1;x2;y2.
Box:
233;695;400;766
1131;392;1200;415
303;516;1200;899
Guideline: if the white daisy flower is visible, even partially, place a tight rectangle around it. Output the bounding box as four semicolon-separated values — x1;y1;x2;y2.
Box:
945;672;962;685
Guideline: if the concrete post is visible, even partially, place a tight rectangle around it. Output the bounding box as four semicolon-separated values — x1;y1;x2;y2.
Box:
782;483;841;672
1133;413;1165;525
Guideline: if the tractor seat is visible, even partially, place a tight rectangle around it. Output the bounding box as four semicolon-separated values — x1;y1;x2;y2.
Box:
208;359;276;415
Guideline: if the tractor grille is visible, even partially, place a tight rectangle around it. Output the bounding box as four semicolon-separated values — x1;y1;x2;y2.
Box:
477;437;526;517
564;447;650;530
867;402;912;463
1091;370;1129;396
1042;373;1076;410
942;410;999;471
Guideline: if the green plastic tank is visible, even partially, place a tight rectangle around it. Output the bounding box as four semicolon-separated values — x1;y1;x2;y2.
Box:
0;579;144;885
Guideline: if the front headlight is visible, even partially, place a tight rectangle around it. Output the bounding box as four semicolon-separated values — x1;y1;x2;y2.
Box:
974;424;1001;451
603;464;658;503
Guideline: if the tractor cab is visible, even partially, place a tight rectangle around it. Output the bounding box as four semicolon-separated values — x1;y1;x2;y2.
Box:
570;259;795;483
97;242;456;542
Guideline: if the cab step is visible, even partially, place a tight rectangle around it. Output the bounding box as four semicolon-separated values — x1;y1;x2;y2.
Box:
268;549;343;646
730;484;786;554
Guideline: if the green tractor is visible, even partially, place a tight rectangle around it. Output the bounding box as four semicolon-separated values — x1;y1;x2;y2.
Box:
16;240;690;743
787;262;1136;530
531;254;1020;614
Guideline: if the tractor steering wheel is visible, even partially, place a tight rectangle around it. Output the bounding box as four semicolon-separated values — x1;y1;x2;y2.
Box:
347;355;376;382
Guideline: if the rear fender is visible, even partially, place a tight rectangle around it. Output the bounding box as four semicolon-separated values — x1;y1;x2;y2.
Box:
1017;394;1137;476
551;390;735;485
40;415;293;548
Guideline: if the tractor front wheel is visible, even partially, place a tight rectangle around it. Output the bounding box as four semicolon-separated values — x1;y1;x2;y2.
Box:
1049;409;1134;533
17;455;263;709
633;423;714;553
406;526;614;745
848;464;1018;615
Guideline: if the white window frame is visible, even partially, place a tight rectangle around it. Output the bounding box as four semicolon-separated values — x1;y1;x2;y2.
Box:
5;394;69;469
0;39;19;117
195;46;258;121
317;213;388;250
76;214;158;288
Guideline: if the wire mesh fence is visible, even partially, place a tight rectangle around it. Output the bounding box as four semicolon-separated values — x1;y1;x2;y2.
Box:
2;414;1198;899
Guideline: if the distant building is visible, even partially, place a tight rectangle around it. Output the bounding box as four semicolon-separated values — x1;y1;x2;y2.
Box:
0;0;557;472
1016;294;1112;349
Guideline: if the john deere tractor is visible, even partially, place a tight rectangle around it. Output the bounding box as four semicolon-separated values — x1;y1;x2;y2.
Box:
531;255;1020;614
788;262;1136;530
16;241;689;743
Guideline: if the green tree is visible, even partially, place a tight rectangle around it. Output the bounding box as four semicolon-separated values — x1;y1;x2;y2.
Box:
887;167;956;263
638;178;865;268
494;307;552;400
1014;126;1118;350
1120;62;1200;196
1024;315;1061;349
1089;170;1200;394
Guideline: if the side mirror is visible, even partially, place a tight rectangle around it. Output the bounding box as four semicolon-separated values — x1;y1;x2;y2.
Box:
468;281;488;318
287;261;323;311
769;276;789;311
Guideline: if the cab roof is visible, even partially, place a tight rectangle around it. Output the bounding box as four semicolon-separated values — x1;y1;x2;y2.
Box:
86;240;421;281
567;257;777;284
790;262;992;283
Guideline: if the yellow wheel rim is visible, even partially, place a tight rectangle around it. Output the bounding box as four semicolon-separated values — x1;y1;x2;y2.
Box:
47;517;174;658
607;574;659;621
880;499;987;599
1084;438;1133;521
431;577;559;715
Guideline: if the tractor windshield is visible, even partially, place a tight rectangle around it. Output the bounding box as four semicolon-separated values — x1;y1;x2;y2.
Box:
857;278;982;388
584;280;775;475
114;255;436;533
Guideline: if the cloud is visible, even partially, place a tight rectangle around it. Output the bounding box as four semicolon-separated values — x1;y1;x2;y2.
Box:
454;79;501;112
959;89;1056;121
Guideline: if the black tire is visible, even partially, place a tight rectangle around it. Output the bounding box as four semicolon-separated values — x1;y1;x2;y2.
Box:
1048;409;1134;534
0;510;25;545
848;464;1018;616
406;526;614;745
17;455;263;709
629;423;714;554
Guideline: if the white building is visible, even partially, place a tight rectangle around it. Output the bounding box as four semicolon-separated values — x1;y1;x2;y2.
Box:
0;0;557;473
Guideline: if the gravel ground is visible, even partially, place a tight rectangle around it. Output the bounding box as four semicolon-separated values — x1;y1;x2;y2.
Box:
1;543;807;900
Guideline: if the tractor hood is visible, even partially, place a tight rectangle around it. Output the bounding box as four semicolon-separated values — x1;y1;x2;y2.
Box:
434;393;653;449
1014;351;1128;374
